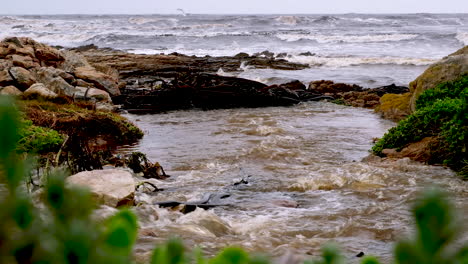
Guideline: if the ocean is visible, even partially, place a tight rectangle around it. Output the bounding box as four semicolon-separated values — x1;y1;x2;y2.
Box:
1;13;467;87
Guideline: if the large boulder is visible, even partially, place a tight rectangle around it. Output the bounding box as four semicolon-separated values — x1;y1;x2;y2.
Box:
0;85;22;96
8;66;36;90
66;169;135;207
35;67;75;96
74;66;120;96
408;45;468;111
23;83;58;98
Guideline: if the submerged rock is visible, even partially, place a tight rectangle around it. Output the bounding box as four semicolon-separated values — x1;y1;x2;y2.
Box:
67;169;135;207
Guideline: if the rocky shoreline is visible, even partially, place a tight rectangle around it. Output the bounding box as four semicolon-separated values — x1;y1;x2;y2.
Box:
1;36;466;207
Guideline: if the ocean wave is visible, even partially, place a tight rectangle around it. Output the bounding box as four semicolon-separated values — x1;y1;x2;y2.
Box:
456;32;468;45
276;33;418;43
128;17;179;26
275;16;300;25
287;55;436;67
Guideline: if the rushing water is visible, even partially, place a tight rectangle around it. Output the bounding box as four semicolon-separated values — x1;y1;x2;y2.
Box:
2;12;467;262
117;101;468;262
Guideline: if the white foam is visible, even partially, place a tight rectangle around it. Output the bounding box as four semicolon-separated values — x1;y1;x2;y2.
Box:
287;54;436;67
456;32;468;45
276;33;418;43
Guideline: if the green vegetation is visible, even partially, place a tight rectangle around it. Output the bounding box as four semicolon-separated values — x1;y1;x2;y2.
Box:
1;96;467;263
373;75;468;177
17;119;64;154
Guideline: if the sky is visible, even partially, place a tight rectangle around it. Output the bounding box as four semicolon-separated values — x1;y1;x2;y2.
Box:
1;0;468;14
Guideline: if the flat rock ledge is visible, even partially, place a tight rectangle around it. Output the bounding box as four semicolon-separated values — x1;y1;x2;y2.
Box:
67;169;135;207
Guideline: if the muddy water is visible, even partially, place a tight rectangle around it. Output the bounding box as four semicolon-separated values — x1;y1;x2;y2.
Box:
118;101;468;262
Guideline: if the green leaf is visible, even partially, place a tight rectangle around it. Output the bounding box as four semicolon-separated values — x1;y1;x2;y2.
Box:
103;209;137;253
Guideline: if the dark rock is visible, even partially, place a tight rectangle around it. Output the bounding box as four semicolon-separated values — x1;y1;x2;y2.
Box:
71;44;99;52
299;51;315;56
234;52;250;58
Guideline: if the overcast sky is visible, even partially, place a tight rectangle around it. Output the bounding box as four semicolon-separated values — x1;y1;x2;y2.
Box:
2;0;468;14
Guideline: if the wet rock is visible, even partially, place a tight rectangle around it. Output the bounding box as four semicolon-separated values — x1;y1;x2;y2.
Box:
74;66;120;96
381;137;437;162
67;169;135;207
234;52;250;58
9;66;36;90
253;50;275;58
23;83;58;98
308;80;362;94
299;51;315;56
0;85;22;96
409;46;468;111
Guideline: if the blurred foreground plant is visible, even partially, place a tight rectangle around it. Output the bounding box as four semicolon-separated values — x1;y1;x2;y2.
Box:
1;95;467;264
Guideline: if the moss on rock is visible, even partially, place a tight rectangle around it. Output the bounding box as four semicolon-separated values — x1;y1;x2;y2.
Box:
373;75;468;177
375;93;412;121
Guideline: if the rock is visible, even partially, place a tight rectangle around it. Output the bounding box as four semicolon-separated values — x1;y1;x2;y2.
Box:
0;59;13;71
0;85;22;96
381;137;437;162
74;86;112;103
35;67;75;96
35;46;65;66
408;45;468;111
67;169;135;207
75;78;94;87
8;67;36;90
0;69;14;86
375;93;412;121
11;54;37;69
299;51;315;56
59;50;90;72
74;66;120;96
308;80;362;95
234;52;250;58
23;83;58;98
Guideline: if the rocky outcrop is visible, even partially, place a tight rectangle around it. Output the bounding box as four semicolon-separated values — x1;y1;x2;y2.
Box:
67;169;135;207
120;74;329;112
0;37;119;102
408;46;468;111
308;80;409;109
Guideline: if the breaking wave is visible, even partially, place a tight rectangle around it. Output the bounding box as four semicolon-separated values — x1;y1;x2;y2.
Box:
276;33;419;43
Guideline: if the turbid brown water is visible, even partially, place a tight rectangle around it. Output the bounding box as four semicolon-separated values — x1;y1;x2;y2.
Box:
117;101;468;263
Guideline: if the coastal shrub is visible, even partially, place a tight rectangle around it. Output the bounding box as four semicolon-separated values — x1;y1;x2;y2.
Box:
372;75;468;176
17;119;64;154
1;96;467;263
